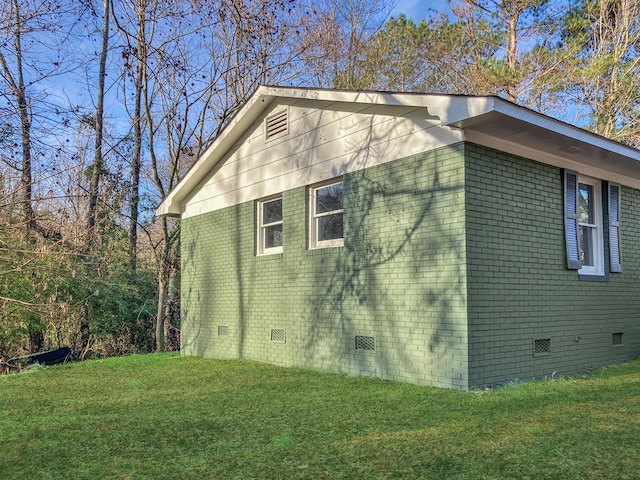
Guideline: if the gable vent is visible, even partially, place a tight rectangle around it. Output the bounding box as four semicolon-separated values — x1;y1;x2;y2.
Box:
265;109;289;140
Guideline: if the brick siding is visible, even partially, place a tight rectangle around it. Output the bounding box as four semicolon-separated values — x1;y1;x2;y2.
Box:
465;143;640;387
181;144;469;389
180;141;640;389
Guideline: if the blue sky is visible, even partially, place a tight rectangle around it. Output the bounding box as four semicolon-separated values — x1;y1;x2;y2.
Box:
391;0;453;20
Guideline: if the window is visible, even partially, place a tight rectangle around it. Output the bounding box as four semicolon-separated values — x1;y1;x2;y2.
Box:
564;171;622;276
310;179;344;248
257;196;283;255
577;177;603;275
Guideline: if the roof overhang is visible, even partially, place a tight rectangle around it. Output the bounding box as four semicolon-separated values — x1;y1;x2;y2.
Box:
440;97;640;186
157;86;640;217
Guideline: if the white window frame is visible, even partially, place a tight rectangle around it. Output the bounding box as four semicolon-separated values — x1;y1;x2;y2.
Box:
257;195;283;255
309;179;344;249
577;175;604;276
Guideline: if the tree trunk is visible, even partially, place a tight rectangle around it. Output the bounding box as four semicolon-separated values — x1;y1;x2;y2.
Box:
129;1;146;273
0;0;37;234
155;265;167;352
87;0;110;247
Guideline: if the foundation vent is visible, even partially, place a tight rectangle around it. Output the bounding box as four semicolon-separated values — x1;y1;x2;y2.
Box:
355;335;375;351
265;109;288;140
271;329;286;343
612;332;624;346
218;326;229;336
533;338;551;356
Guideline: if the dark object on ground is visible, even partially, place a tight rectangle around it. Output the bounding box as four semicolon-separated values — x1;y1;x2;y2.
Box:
23;347;74;366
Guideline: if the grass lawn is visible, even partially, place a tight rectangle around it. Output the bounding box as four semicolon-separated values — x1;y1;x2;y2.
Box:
1;354;639;479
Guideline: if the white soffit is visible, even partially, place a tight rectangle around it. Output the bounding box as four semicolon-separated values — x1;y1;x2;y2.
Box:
443;100;640;188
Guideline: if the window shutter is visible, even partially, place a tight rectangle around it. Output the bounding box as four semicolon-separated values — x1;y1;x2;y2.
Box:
564;170;582;270
609;183;622;273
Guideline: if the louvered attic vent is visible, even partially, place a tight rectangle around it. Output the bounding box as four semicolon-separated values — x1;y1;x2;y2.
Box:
265;108;289;140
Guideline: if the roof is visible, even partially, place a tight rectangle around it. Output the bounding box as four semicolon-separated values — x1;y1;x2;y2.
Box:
157;85;640;217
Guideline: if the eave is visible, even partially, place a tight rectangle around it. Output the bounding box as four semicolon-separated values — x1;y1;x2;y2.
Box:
156;86;640;217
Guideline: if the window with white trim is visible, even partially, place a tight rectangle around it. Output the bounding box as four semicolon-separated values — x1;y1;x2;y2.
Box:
564;171;622;276
257;196;283;255
577;176;603;275
310;179;344;249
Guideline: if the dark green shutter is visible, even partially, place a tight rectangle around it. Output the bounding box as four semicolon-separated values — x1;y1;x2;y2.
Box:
609;183;622;273
564;170;582;270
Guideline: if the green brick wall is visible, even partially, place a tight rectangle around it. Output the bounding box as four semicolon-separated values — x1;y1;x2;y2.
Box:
180;140;640;390
465;143;640;387
181;144;470;389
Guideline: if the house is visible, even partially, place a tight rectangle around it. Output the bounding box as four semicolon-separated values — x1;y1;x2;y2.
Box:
157;86;640;390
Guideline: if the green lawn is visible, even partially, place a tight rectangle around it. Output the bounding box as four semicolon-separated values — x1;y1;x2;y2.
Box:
1;354;639;479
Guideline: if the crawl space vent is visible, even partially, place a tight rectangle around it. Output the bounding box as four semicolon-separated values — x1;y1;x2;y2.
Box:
265;109;288;140
612;332;624;346
533;338;551;356
271;329;286;343
218;326;229;336
355;335;375;351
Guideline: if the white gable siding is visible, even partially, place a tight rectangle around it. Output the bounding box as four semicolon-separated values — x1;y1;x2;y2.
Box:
181;99;463;219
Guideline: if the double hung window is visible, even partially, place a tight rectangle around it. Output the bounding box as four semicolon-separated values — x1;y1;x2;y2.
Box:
577;178;602;274
257;196;283;255
310;179;344;248
564;170;621;275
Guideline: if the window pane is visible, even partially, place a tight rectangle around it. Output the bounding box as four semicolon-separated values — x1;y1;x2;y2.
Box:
265;224;283;249
318;213;343;241
578;183;593;223
263;198;282;224
579;225;594;266
316;183;343;214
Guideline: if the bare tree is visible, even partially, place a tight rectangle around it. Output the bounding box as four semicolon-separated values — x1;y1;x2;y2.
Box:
86;0;111;248
0;0;42;234
137;0;311;350
300;0;394;88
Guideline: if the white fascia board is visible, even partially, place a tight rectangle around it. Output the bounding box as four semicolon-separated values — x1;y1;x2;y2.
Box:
259;85;458;109
423;96;497;126
156;88;276;216
443;96;640;162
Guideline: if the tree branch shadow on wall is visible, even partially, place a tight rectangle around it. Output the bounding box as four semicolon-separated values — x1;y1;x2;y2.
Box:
180;204;247;358
301;124;467;387
180;99;467;386
180;224;203;355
